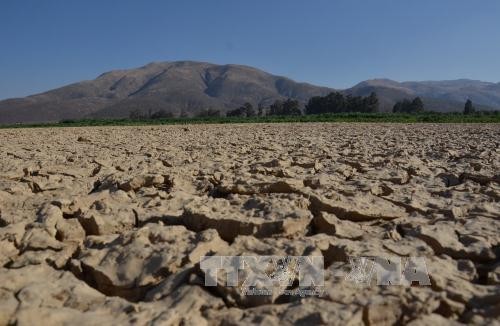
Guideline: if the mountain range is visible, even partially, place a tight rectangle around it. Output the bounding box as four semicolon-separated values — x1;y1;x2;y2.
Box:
1;61;499;124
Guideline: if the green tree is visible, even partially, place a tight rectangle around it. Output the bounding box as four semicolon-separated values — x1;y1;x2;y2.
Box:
305;96;326;114
363;92;379;113
282;98;302;115
305;92;345;114
243;102;256;117
227;103;256;117
306;91;379;114
269;100;284;115
395;99;412;113
411;97;425;113
464;99;475;115
327;92;347;113
393;97;424;114
346;95;364;113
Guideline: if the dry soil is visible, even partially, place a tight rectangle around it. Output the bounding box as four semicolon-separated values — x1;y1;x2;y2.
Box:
0;123;499;325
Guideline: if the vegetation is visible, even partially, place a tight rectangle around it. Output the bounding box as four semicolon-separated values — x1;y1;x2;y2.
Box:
305;92;379;114
393;97;425;114
2;94;499;129
129;108;174;119
1;111;499;129
464;99;475;115
227;103;256;117
268;99;302;116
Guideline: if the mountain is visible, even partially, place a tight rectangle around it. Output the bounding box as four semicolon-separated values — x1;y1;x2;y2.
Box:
0;61;333;124
348;79;500;112
0;61;499;124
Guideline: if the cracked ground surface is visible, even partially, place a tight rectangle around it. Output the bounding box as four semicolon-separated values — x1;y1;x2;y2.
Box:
0;123;499;325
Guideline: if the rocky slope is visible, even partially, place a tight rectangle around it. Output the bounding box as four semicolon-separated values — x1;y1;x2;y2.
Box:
0;123;499;324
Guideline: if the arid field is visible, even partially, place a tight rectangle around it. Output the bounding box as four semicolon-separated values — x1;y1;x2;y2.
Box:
0;123;499;325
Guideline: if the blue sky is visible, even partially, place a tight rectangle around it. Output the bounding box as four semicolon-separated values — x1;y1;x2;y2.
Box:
1;0;499;99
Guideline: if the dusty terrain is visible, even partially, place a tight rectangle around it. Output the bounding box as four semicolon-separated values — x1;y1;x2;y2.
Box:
0;123;499;325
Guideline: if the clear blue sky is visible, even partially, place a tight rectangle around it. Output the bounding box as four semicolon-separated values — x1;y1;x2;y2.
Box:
1;0;499;100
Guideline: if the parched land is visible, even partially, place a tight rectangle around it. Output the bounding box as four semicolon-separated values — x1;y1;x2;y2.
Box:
0;123;499;325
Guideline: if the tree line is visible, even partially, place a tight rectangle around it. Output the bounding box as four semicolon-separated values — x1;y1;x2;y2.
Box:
198;93;379;118
226;98;303;117
305;92;379;114
392;97;481;115
392;97;425;114
129;93;493;119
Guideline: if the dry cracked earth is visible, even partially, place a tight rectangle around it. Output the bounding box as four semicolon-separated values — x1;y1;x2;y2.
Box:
0;123;499;325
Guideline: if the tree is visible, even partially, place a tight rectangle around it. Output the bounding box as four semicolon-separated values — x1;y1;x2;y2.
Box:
306;92;378;114
282;98;302;115
464;99;475;115
363;92;379;113
305;96;326;114
395;99;413;113
393;97;424;114
305;92;342;114
227;103;256;117
392;102;402;113
267;99;302;116
151;110;174;119
327;92;347;113
243;102;256;117
269;100;284;115
346;95;364;113
411;97;425;113
226;108;244;117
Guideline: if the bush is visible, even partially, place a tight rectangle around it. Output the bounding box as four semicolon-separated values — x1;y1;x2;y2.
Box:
151;110;174;119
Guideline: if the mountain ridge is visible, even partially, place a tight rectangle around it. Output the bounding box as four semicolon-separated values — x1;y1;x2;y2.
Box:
0;61;498;124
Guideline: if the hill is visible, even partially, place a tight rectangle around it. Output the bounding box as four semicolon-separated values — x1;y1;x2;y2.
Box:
0;61;333;124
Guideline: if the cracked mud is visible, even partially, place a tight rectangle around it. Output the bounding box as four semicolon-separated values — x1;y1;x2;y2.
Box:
0;123;499;325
